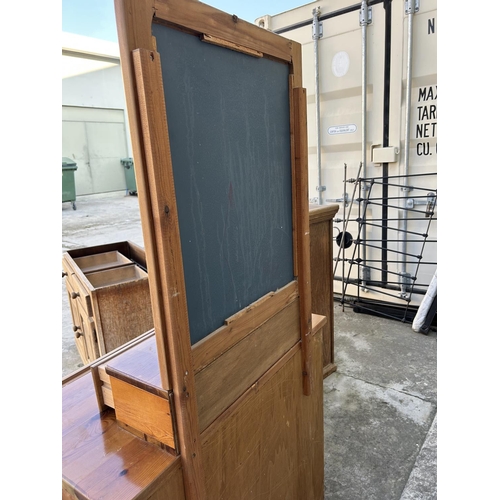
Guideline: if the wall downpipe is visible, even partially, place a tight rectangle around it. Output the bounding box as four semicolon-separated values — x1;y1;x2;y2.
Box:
401;0;418;298
360;0;371;290
312;7;325;204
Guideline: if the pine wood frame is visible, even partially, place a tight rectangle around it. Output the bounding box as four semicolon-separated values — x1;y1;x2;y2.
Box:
114;1;311;498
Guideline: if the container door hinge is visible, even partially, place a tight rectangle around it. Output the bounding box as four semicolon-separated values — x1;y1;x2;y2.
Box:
312;8;323;39
399;272;412;299
359;2;373;26
406;192;437;214
326;192;350;206
405;0;420;15
361;266;371;292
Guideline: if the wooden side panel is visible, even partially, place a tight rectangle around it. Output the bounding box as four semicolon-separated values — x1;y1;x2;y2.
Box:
312;219;334;371
110;376;175;449
89;329;157;411
195;300;301;431
141;458;186;500
292;86;312;395
93;280;153;353
309;204;339;377
200;326;324;500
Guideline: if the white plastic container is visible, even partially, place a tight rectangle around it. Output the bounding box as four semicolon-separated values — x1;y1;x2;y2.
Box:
256;0;437;316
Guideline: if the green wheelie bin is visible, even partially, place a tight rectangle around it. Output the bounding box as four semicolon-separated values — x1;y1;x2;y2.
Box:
121;157;137;195
62;157;78;210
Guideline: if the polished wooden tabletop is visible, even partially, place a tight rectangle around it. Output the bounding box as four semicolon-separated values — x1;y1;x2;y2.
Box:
62;370;179;499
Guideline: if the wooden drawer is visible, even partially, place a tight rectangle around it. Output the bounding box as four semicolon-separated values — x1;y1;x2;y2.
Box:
85;264;148;289
73;251;133;274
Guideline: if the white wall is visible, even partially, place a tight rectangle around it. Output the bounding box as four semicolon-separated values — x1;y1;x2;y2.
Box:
62;64;127;111
62;33;134;195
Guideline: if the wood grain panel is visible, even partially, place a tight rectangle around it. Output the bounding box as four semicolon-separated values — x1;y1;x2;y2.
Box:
192;281;298;373
62;368;182;500
110;375;175;449
200;322;324;500
292;86;312;395
309;203;339;377
195;300;300;432
92;279;153;353
310;207;333;372
153;0;293;63
62;371;101;437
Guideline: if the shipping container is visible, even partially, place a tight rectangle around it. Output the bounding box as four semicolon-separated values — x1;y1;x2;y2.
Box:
256;0;437;324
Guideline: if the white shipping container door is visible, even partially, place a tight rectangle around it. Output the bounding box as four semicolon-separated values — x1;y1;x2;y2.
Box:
403;3;437;293
259;0;437;318
62;106;128;196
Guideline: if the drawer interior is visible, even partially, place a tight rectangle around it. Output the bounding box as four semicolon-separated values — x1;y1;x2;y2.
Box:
85;264;148;288
74;251;132;274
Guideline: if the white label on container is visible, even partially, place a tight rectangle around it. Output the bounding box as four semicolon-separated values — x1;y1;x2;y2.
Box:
332;51;350;77
328;124;357;135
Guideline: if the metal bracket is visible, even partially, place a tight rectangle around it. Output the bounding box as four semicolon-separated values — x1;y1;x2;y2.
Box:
361;265;371;292
425;193;437;217
359;3;373;26
406;192;437;211
361;266;371;282
316;185;326;193
405;0;420;15
326;193;349;205
312;8;323;39
399;272;412;299
405;198;416;208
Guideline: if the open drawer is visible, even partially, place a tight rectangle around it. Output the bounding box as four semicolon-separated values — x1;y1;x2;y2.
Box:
63;241;154;362
85;264;148;288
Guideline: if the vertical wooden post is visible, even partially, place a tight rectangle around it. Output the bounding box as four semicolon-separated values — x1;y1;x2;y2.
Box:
293;86;313;396
114;0;171;390
133;47;206;500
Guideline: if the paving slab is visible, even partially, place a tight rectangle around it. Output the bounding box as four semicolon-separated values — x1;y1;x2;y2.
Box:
400;413;437;500
62;191;144;252
333;303;437;405
324;302;437;499
323;373;436;500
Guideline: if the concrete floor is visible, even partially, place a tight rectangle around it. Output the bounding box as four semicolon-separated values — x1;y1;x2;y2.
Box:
62;191;437;500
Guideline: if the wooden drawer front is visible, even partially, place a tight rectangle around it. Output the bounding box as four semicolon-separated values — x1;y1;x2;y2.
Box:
66;286;92;364
109;373;176;450
65;272;92;317
62;254;79;278
79;311;100;362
